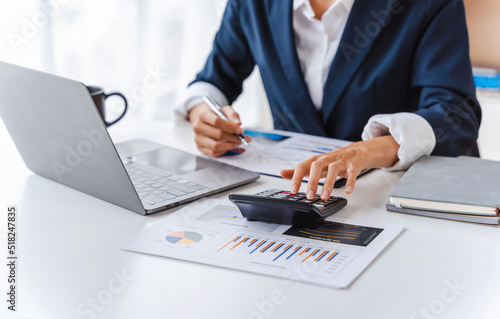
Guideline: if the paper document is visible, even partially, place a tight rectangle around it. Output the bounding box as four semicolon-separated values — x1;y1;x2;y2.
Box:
213;128;351;178
120;199;404;289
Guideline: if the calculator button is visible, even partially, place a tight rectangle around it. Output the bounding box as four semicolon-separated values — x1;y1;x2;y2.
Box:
256;192;271;196
315;200;330;205
272;194;289;199
299;199;317;204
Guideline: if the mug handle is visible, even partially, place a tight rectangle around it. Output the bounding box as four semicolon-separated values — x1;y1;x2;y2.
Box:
104;92;128;126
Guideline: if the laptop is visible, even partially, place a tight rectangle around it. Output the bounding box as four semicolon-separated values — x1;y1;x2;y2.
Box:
0;61;260;215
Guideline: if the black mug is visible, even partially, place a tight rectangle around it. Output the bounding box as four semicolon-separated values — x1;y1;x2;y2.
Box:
87;85;128;127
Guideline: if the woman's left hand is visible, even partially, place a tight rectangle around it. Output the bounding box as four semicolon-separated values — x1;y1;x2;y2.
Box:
280;135;400;200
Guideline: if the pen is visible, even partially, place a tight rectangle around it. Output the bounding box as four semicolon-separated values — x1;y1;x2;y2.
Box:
203;95;249;146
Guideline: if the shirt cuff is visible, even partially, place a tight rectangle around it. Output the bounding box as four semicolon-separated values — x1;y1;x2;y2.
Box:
361;112;436;170
174;82;229;122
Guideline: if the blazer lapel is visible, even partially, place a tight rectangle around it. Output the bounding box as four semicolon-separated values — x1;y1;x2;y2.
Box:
321;0;394;122
268;1;324;133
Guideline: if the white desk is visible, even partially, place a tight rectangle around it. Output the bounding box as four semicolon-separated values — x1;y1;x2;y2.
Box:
1;118;499;319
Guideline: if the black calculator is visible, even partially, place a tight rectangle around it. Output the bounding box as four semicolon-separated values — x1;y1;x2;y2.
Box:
229;189;347;228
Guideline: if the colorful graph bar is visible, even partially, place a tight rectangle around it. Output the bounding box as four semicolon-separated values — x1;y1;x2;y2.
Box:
261;242;275;253
315;250;328;262
250;240;267;254
272;243;284;252
286;246;302;260
283;143;337;154
218;236;240;252
218;235;342;265
302;249;319;263
327;252;339;261
231;237;249;250
273;244;293;261
299;247;310;256
248;238;258;247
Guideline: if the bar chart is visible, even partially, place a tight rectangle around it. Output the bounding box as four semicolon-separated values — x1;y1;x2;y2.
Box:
121;198;404;289
205;230;363;279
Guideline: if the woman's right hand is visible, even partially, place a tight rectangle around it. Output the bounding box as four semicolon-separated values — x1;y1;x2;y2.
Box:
188;102;252;157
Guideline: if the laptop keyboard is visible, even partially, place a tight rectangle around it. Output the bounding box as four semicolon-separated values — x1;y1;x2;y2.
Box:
125;164;206;206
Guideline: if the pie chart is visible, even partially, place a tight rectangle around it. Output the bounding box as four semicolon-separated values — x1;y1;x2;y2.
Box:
166;231;203;245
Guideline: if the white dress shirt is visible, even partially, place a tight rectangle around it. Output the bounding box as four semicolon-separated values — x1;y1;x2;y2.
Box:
293;0;354;110
175;0;436;170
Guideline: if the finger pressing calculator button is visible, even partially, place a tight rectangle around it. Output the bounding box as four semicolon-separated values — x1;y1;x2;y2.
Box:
228;189;348;228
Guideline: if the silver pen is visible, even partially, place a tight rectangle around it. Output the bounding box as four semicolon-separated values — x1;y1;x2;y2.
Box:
203;95;249;146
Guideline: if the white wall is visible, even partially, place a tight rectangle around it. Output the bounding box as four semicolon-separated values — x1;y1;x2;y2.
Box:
0;0;272;128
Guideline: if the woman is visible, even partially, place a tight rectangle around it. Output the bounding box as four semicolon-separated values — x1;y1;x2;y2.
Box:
175;0;480;200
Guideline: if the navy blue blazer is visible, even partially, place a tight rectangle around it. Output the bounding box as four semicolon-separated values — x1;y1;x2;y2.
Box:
192;0;481;156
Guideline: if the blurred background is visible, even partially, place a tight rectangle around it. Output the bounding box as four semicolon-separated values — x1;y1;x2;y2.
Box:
0;0;272;128
0;0;498;155
464;0;500;69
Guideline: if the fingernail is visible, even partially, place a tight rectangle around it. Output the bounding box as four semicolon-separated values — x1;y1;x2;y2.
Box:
346;186;353;194
291;184;298;194
321;189;329;199
235;127;243;134
307;189;315;199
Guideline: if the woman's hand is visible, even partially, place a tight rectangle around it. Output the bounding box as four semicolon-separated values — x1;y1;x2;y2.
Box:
188;102;252;157
280;135;400;200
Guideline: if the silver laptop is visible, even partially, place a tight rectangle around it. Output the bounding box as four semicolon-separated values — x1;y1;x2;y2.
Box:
0;61;259;215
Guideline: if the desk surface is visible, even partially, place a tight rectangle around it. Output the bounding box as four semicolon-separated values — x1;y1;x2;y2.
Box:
1;118;499;319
